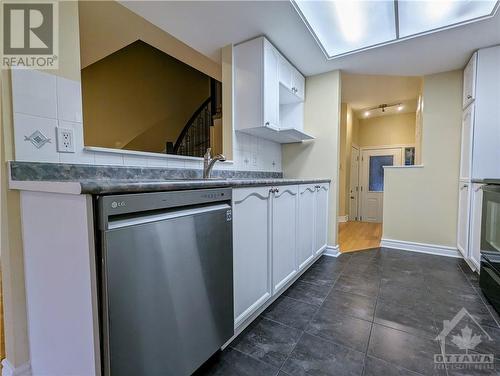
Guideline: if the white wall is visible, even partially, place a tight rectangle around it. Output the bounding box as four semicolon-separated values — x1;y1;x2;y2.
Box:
383;70;462;247
10;68;282;173
282;70;341;246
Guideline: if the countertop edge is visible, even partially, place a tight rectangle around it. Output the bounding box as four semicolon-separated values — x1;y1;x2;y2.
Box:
9;178;332;195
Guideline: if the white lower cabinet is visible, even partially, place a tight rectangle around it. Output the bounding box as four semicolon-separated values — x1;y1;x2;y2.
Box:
315;183;329;254
233;182;329;328
469;183;484;269
457;182;471;258
272;185;298;292
297;185;316;269
233;187;272;327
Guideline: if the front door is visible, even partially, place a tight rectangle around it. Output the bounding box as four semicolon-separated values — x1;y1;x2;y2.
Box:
349;146;360;220
361;148;402;223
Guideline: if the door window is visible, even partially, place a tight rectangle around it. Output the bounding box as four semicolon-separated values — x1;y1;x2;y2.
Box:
369;155;394;192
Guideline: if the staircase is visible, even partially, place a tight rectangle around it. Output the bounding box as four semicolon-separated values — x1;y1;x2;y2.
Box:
170;97;213;158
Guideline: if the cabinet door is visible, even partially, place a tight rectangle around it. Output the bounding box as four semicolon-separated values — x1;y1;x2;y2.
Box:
315;183;329;254
263;43;279;129
272;185;298;292
297;184;316;270
472;46;500;180
463;53;477;109
469;184;484;269
278;56;293;91
457;182;471;258
291;68;305;101
460;104;475;180
233;187;272;327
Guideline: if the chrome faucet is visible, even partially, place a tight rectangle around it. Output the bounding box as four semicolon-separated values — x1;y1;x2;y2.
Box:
203;148;226;179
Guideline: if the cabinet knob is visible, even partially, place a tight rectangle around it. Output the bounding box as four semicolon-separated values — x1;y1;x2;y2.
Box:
461;184;469;190
467;95;472;99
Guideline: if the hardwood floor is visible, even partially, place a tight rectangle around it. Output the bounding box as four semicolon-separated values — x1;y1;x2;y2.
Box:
338;221;382;253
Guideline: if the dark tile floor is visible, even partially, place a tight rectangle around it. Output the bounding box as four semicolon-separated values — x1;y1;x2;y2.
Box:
195;248;500;376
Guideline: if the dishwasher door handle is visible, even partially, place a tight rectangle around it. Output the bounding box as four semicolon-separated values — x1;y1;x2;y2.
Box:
108;203;231;230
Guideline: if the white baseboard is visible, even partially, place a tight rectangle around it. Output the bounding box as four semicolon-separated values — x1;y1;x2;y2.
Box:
2;360;31;376
380;238;462;258
337;215;348;223
323;245;340;257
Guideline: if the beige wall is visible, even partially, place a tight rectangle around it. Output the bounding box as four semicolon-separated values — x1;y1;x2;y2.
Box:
82;41;210;153
283;71;341;246
358;112;416;147
339;103;353;217
383;70;462;246
78;1;221;81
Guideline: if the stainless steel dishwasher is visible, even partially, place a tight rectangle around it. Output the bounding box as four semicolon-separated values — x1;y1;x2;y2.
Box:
96;188;233;376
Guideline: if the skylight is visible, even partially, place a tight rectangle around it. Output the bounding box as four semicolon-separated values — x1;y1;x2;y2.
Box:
291;0;499;59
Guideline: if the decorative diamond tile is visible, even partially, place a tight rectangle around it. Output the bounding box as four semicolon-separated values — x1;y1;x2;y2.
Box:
24;130;51;149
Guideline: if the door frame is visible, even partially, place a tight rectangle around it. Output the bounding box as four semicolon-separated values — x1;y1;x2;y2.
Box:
349;145;360;221
359;146;406;222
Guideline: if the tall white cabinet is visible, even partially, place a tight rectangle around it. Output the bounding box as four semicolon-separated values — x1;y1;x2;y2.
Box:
457;45;500;270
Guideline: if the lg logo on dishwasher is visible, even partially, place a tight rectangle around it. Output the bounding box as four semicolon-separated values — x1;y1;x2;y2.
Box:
111;201;126;209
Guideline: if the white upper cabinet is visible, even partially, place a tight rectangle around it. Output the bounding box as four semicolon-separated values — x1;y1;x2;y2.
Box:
278;55;293;92
291;67;305;101
272;185;298;292
472;46;500;179
234;37;313;143
463;52;477;109
459;103;474;180
457;182;471;258
263;43;280;129
278;56;305;103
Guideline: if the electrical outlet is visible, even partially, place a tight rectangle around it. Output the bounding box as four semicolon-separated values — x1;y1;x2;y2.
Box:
56;127;75;153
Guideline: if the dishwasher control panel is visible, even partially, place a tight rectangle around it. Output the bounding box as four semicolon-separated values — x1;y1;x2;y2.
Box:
97;188;232;230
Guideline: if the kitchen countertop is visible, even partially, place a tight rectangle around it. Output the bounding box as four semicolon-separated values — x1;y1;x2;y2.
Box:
10;177;331;195
79;178;331;195
8;161;330;195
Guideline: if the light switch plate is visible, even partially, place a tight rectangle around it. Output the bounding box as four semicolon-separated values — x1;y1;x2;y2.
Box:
56;127;75;153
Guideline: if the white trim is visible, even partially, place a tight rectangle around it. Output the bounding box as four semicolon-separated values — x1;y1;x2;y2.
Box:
1;360;31;376
323;245;340;257
84;146;235;164
337;215;348;223
381;238;462;258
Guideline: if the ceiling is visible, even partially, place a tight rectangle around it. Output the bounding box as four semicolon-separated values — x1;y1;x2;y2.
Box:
341;74;422;111
120;1;500;77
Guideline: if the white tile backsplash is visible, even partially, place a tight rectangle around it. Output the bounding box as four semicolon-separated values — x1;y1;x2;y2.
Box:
56;77;83;123
14;113;59;163
122;155;149;167
12;69;57;119
11;69;283;173
94;151;124;165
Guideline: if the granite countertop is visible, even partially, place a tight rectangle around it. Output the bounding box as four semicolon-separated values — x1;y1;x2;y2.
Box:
78;178;331;195
8;161;330;195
